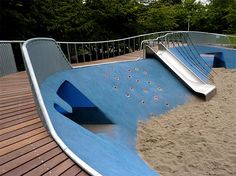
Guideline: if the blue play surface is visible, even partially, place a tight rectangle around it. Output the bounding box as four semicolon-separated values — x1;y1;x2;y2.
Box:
39;45;235;176
40;58;194;176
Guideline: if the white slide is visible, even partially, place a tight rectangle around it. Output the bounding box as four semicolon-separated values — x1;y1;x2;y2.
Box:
145;44;216;101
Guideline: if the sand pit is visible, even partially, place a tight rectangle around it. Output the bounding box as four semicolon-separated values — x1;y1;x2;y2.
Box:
137;68;236;176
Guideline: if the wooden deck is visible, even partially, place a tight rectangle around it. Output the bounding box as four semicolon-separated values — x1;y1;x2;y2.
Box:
0;51;142;176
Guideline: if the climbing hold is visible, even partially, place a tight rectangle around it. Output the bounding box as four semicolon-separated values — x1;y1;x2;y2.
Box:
115;76;120;81
141;100;145;104
126;93;131;98
130;87;134;91
153;95;158;101
128;75;132;79
128;69;132;72
143;88;148;93
136;79;140;83
157;87;163;91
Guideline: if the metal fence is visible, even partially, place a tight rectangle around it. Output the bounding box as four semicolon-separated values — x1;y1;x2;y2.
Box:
141;31;236;82
141;31;236;49
0;41;24;77
57;31;169;63
1;31;235;77
0;31;169;77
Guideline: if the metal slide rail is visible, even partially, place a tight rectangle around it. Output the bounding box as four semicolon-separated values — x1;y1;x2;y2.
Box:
141;32;213;80
141;31;236;82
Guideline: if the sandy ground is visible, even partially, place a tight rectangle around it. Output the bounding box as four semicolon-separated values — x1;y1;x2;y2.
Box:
137;68;236;176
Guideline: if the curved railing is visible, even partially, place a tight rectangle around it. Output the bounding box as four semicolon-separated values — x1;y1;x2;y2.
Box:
141;31;236;49
1;31;235;77
0;31;169;76
57;31;169;63
141;31;236;80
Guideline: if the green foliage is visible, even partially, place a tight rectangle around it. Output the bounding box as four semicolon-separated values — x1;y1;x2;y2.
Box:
0;0;235;41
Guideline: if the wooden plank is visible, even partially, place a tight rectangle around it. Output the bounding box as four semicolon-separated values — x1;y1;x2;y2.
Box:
0;127;45;148
0;137;52;165
0;103;36;117
23;153;68;176
0;141;58;175
0;110;37;125
0;106;36;120
0;100;34;113
0;122;42;141
0;90;31;99
0;118;40;136
42;158;75;176
77;171;90;176
0;96;33;109
0;131;48;156
60;165;82;176
0;93;33;103
0;114;38;129
2;147;62;176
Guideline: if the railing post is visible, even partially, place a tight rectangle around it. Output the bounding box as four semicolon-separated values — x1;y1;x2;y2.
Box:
138;37;141;50
101;43;104;59
133;38;135;51
89;43;92;61
74;44;78;63
95;43;98;60
128;39;130;53
66;44;71;63
107;42;109;58
112;42;115;57
118;41;120;56
82;44;85;62
123;40;126;54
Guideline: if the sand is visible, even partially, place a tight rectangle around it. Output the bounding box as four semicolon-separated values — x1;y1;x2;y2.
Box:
137;68;236;176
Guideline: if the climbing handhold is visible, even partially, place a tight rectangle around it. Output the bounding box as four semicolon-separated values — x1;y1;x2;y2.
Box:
143;88;148;93
153;95;158;101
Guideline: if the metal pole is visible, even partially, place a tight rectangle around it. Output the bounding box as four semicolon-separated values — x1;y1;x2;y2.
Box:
74;44;78;63
66;44;71;63
112;42;115;57
133;38;135;51
118;41;120;56
95;43;98;60
102;43;104;59
187;15;190;31
107;42;109;58
123;40;126;54
128;39;130;53
82;44;85;62
89;44;92;61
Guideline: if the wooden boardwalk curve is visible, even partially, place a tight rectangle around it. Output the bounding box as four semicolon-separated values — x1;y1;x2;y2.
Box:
0;51;142;176
0;72;89;176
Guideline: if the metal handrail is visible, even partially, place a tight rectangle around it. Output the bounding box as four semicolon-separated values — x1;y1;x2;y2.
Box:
141;31;235;81
1;31;235;77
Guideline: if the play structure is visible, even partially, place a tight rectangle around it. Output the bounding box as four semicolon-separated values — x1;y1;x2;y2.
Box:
22;32;236;176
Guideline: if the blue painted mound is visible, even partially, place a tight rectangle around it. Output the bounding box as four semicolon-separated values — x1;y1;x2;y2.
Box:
40;58;194;176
